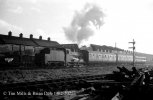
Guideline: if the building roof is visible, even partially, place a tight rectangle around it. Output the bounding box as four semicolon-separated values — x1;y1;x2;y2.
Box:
0;34;37;46
0;33;59;47
90;44;123;52
32;39;59;47
61;44;79;51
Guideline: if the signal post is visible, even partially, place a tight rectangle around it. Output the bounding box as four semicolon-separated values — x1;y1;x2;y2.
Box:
129;39;135;67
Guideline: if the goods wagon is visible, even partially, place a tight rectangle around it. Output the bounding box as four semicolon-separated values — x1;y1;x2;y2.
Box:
0;50;35;67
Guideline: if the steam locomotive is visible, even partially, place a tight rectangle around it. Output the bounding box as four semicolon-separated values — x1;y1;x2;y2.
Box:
35;47;82;67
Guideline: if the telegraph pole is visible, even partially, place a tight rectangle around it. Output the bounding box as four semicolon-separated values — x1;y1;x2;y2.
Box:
115;42;118;65
129;39;135;67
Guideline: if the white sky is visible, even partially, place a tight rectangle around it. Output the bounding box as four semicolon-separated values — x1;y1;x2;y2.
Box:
0;0;153;54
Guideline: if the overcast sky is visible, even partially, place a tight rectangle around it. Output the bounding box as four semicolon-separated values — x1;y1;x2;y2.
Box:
0;0;153;54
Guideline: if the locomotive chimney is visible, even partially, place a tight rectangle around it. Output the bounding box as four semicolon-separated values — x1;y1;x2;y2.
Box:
47;37;50;41
19;33;23;38
8;31;12;36
30;34;33;39
39;36;42;40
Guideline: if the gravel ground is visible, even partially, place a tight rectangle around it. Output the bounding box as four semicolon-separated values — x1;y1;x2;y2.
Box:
0;65;148;84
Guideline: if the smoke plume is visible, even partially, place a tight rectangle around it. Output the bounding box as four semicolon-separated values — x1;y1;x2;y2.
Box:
63;3;105;44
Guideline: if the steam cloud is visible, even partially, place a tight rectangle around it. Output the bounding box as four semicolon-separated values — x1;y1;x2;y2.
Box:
63;3;105;44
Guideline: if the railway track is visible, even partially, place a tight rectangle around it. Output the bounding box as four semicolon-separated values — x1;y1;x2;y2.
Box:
1;74;109;90
0;74;132;100
2;68;152;100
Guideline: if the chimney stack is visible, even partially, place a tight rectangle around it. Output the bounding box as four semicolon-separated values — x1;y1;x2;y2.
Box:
8;31;12;36
30;34;33;39
19;33;23;38
39;36;42;40
48;37;50;41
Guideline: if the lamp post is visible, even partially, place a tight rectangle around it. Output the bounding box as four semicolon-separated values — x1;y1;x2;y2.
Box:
129;39;135;67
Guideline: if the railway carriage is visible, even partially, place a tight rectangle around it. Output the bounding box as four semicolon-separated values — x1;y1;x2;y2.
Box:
135;56;146;63
81;50;117;66
80;44;147;66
